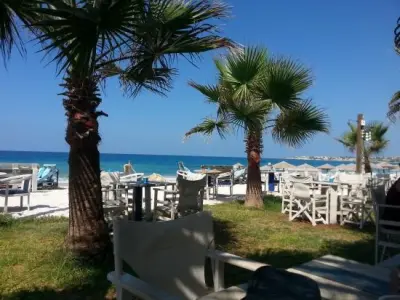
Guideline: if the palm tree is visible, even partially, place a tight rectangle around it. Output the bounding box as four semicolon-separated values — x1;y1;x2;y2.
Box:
28;0;232;258
336;121;389;173
185;47;329;208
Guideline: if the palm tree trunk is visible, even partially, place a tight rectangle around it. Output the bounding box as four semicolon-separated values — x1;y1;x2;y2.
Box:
62;74;110;258
245;132;263;208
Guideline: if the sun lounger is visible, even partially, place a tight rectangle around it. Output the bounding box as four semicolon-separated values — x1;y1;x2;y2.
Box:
37;164;59;189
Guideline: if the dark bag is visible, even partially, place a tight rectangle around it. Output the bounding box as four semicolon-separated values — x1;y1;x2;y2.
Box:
243;266;321;300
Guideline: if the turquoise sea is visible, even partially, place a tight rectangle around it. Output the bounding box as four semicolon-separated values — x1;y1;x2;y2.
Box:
0;150;346;180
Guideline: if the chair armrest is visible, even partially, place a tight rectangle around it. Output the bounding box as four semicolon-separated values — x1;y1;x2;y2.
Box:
107;271;178;300
207;250;267;272
378;204;400;209
164;190;179;195
153;187;179;196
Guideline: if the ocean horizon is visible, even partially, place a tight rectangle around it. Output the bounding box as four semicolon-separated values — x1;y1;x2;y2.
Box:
0;150;346;180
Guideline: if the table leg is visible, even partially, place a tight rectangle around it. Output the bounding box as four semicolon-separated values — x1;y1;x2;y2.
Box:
133;186;143;221
215;179;218;197
206;174;209;201
264;174;267;193
144;186;151;220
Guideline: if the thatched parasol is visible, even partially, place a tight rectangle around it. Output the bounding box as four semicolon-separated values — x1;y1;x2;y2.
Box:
273;161;296;170
376;162;396;169
297;163;318;170
340;163;356;171
317;163;335;170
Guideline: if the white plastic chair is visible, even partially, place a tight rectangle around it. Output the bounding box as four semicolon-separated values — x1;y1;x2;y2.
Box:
108;211;267;300
0;175;32;213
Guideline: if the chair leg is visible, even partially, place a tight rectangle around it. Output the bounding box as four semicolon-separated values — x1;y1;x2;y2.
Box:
20;196;23;209
312;201;316;226
381;245;387;262
4;195;8;213
170;198;175;220
27;194;30;210
360;203;365;229
153;190;158;222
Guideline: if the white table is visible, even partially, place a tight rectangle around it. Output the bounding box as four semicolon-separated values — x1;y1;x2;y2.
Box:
289;255;390;299
202;255;391;299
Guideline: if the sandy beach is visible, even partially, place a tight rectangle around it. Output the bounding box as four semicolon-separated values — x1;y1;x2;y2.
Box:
5;183;252;219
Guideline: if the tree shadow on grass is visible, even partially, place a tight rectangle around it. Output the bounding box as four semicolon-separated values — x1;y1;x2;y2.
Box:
3;254;115;300
222;236;376;288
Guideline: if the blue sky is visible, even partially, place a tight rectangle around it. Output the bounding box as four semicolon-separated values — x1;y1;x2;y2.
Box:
0;0;399;158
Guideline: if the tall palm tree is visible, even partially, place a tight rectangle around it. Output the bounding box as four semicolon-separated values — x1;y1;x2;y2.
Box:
336;121;389;173
185;47;329;208
28;0;232;258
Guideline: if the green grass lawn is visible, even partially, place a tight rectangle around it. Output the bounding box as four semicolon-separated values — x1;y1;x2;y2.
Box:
0;196;375;299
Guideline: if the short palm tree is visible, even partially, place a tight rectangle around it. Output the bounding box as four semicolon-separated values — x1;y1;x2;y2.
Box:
185;47;329;208
336;121;389;173
27;0;232;258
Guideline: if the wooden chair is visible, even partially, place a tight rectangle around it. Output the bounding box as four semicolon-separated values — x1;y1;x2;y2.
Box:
108;211;267;300
280;175;293;214
153;173;206;220
289;183;329;226
339;183;373;229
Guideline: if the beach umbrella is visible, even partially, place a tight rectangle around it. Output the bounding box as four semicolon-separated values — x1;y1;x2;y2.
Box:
317;163;334;170
370;163;380;169
376;162;396;169
297;163;317;170
260;165;273;171
335;163;347;170
340;163;356;171
273;161;295;170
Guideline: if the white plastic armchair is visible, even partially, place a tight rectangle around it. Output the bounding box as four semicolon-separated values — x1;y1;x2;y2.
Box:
119;172;144;183
107;212;267;300
0;174;32;213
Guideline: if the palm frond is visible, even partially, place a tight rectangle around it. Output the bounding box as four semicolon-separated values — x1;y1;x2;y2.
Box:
336;136;356;152
366;121;389;154
188;81;221;104
335;121;357;152
257;56;313;110
388;90;400;122
117;61;177;97
221;46;267;100
271;99;329;147
118;0;233;96
227;98;272;133
185;117;230;139
32;0;141;76
0;0;39;64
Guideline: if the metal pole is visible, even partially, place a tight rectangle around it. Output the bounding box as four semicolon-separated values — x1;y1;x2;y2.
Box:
356;113;364;174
